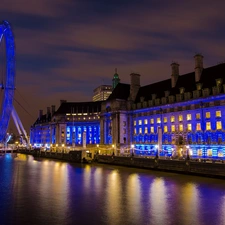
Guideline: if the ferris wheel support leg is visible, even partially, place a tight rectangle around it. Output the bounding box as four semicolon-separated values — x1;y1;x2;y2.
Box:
12;106;28;143
11;108;22;135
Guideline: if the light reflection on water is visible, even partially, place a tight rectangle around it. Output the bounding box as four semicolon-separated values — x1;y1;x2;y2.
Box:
0;153;225;225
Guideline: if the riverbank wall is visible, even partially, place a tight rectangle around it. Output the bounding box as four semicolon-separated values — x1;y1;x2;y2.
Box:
97;155;225;178
18;150;225;179
18;149;85;163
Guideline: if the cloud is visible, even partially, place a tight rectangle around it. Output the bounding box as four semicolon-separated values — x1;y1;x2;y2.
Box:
1;0;71;17
1;0;225;133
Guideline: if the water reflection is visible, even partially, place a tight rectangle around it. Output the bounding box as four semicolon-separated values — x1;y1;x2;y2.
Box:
126;174;141;224
149;178;169;225
106;170;123;225
180;182;200;225
0;154;225;225
221;195;225;224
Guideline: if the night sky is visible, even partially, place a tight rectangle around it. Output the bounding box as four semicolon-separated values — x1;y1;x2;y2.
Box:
1;0;225;133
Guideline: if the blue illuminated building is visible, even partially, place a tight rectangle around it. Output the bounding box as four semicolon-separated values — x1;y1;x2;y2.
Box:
30;101;101;150
30;55;225;159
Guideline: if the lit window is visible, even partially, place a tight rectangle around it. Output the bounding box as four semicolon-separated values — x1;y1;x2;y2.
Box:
216;121;222;130
196;113;201;119
144;127;148;134
206;122;211;130
150;118;154;124
134;121;136;126
178;115;183;122
163;117;167;123
134;128;136;134
171;116;175;122
157;118;161;124
206;112;210;118
187;124;192;131
196;123;201;131
164;126;168;133
198;149;202;156
171;125;175;132
150;127;154;133
179;124;183;131
187;114;192;120
207;149;212;157
216;79;222;86
144;119;148;124
216;111;221;117
139;128;142;134
138;120;142;125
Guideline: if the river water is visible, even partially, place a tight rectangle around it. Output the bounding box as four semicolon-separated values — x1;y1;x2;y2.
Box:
0;153;225;225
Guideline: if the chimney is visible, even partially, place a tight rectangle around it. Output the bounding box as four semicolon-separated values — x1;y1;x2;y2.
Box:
171;62;179;88
39;110;43;120
60;99;67;105
47;107;51;115
129;73;140;101
194;54;203;82
51;105;55;115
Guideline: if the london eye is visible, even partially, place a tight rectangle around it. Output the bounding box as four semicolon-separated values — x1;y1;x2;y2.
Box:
0;21;15;143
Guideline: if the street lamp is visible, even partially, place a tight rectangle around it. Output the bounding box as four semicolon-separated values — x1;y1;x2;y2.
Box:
96;144;99;154
56;144;58;152
186;145;190;160
112;144;115;156
131;144;134;156
155;145;159;158
62;144;65;153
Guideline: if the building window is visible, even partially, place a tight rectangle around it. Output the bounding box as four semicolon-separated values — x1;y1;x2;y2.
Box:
187;124;192;131
123;121;126;126
178;115;183;122
179;124;183;131
171;125;175;132
198;149;202;156
150;127;154;133
123;129;126;134
134;128;136;134
144;127;148;134
157;118;161;124
216;110;221;117
196;123;201;131
144;119;148;124
206;112;210;118
216;121;222;130
150;118;154;124
134;121;136;126
138;120;142;125
171;116;175;122
187;114;192;121
206;122;211;130
139;128;142;134
207;149;212;157
163;117;167;123
196;113;201;119
164;126;168;133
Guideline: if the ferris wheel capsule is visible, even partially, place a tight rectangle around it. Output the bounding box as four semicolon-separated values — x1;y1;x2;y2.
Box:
0;21;15;143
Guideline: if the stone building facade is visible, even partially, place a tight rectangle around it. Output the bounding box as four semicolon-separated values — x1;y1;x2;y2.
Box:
30;55;225;158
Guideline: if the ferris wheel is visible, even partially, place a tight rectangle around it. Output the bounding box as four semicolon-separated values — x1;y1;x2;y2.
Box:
0;21;15;143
